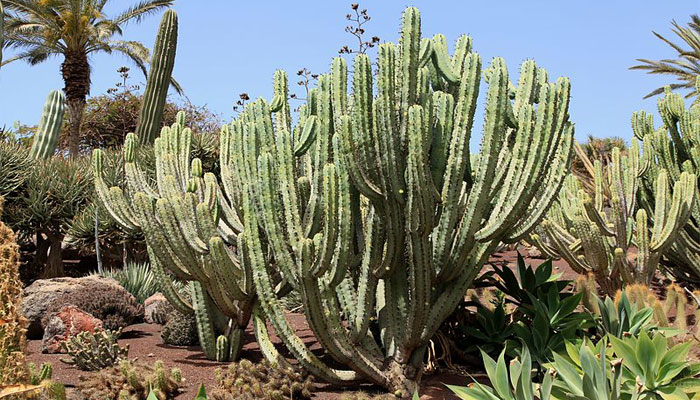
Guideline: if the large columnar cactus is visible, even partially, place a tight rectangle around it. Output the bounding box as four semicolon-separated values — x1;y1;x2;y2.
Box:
632;80;700;283
238;7;574;396
135;9;178;145
29;90;66;159
531;142;695;295
93;114;254;362
0;197;29;385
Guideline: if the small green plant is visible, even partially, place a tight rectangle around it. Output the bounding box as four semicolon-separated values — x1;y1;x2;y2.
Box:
595;292;655;339
547;338;624;400
60;329;129;371
448;345;554;400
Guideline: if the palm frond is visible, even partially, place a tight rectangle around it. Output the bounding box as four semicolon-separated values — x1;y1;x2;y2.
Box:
111;0;174;27
631;14;700;98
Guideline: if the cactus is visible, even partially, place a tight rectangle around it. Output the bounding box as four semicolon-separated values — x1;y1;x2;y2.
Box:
531;142;695;295
238;7;573;396
215;335;228;362
95;6;572;394
0;197;29;385
60;329;129;371
77;360;181;400
209;359;314;400
136;9;178;145
27;362;53;385
631;79;700;283
29;90;66;159
93;115;253;362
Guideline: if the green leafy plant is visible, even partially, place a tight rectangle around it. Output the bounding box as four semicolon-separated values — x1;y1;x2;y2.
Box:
448;345;554;400
595;292;655;339
547;338;624;400
487;254;567;307
609;330;700;399
99;262;159;303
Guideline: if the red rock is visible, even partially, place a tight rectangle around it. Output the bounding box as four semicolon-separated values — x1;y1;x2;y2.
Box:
41;305;103;354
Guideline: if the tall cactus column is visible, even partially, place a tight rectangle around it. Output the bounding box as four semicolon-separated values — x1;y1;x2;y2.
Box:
29;90;66;159
136;9;178;145
241;7;574;397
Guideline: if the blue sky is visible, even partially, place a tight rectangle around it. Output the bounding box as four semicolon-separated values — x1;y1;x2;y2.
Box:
1;1;698;147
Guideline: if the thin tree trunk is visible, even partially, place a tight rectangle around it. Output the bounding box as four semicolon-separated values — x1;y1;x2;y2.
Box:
40;233;65;278
61;51;91;157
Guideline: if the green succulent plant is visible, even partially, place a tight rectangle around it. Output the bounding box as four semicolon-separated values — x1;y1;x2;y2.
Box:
448;345;554;400
609;331;700;399
595;292;655;339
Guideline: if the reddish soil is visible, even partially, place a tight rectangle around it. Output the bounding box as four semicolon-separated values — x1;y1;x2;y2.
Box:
22;249;639;399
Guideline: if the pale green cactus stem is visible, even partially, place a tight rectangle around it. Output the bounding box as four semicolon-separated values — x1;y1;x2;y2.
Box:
136;9;178;145
630;82;700;284
29;90;66;159
532;142;695;294
240;7;574;397
93;113;255;362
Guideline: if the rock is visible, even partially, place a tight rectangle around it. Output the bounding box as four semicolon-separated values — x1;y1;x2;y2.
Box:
41;305;103;354
144;293;172;324
22;276;121;338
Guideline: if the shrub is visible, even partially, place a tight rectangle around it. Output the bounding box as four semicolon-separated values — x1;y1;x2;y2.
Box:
45;280;144;331
76;360;181;400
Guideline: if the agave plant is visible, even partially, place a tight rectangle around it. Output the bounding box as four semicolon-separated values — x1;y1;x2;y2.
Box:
448;345;554;400
609;331;700;399
595;292;655;339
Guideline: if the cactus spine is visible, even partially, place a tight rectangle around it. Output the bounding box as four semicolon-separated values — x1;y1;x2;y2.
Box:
239;7;573;396
29;90;66;159
531;141;695;294
632;79;700;283
136;9;178;145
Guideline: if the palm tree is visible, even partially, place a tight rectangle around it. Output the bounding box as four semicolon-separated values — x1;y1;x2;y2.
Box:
2;0;177;156
631;14;700;99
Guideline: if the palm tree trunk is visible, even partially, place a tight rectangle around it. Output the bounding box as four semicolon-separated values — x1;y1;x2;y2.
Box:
61;51;91;157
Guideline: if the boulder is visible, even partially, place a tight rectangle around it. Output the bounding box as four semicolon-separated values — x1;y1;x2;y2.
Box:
144;293;172;324
22;276;121;338
41;305;103;353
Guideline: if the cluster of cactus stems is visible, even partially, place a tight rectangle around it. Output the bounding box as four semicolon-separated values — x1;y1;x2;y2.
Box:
76;360;181;400
210;359;314;400
94;115;252;362
632;78;700;284
60;329;129;371
136;9;178;145
94;7;574;396
531;140;695;294
29;90;66;159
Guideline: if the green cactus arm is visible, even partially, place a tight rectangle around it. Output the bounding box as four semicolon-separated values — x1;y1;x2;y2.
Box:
136;10;178;145
30;90;65;159
649;171;696;252
149;246;193;315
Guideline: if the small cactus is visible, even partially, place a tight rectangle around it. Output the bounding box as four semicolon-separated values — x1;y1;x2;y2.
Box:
77;359;181;400
60;329;129;371
209;359;314;400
